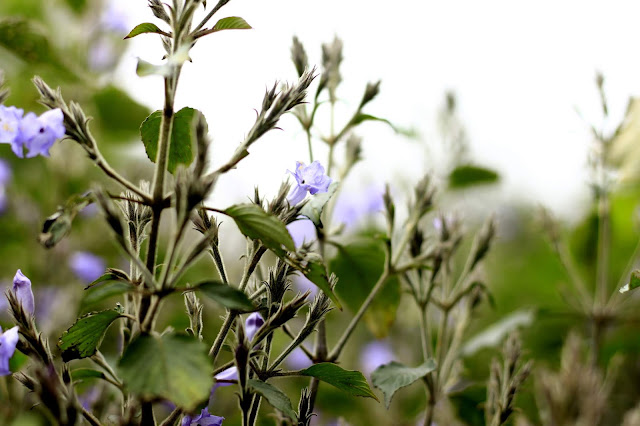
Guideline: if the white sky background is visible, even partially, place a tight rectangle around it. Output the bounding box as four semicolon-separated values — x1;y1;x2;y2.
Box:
116;0;640;221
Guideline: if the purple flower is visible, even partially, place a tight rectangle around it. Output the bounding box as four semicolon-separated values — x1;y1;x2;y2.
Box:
214;366;237;387
360;340;394;376
182;407;224;426
88;38;118;71
12;270;34;315
285;347;312;370
18;109;66;158
332;186;384;230
69;252;105;283
245;312;264;343
0;106;25;156
287;161;332;205
0;325;19;376
101;3;131;34
293;273;317;298
0;188;7;214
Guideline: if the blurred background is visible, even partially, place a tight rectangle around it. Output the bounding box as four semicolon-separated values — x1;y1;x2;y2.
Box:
3;0;640;425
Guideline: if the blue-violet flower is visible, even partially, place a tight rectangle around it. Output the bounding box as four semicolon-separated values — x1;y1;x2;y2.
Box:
0;106;25;157
0;325;19;376
287;161;332;205
69;251;105;283
13;269;34;314
18;109;66;158
245;312;264;343
182;407;224;426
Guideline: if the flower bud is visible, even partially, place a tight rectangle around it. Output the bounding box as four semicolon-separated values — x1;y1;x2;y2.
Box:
12;269;34;314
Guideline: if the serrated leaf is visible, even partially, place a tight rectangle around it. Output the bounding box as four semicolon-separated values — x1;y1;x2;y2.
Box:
371;360;437;409
82;281;136;309
247;379;297;420
141;107;204;173
300;363;378;401
225;204;295;255
461;309;535;356
448;164;499;189
71;368;106;382
331;239;400;337
118;334;213;411
193;281;255;311
212;17;252;32
620;269;640;293
125;23;164;39
299;182;339;227
58;309;123;362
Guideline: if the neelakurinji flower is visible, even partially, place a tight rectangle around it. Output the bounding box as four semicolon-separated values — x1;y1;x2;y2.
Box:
287;161;332;205
0;325;19;376
182;407;224;426
245;312;264;343
69;251;106;283
18;109;66;158
13;269;34;315
0;105;24;156
360;340;394;376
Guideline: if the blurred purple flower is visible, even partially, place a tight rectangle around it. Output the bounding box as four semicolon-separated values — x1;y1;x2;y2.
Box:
285;347;312;370
287;161;332;205
101;3;131;34
286;219;316;248
0;106;24;156
12;269;34;314
182;407;224;426
18;109;66;158
79;386;101;410
69;252;105;283
293;273;317;298
88;38;117;71
0;325;19;376
0;158;11;186
79;202;98;218
360;340;394;376
332;186;384;230
245;312;264;343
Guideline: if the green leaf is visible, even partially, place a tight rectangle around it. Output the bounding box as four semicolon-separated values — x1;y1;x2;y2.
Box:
193;281;255;311
620;269;640;293
331;239;400;337
141;107;204;173
247;379;297;420
125;23;164;39
448;164;499;189
58;309;123;362
351;113;394;130
225;204;295;255
461;309;535;356
136;58;171;78
71;368;106;382
82;281;136;310
371;360;437;408
85;269;130;289
39;193;92;249
293;255;342;310
299;182;339;227
118;334;213;411
300;363;378;401
65;0;87;14
92;86;150;141
212;17;252;32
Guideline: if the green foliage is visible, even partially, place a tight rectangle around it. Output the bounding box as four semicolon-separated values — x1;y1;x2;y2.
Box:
64;0;87;14
300;363;379;401
211;17;252;32
225;204;295;255
331;238;400;337
70;368;106;382
371;360;437;409
118;334;213;411
299;182;338;227
193;280;255;311
247;379;297;420
448;164;499;189
58;308;124;362
92;86;150;141
296;256;342;310
620;269;640;293
462;309;536;356
125;23;165;39
141;107;203;173
82;281;136;310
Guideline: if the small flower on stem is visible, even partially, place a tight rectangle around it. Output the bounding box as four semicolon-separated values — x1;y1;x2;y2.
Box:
245;312;264;343
12;269;34;315
0;325;19;376
287;161;332;205
182;407;224;426
18;109;65;158
0;105;24;156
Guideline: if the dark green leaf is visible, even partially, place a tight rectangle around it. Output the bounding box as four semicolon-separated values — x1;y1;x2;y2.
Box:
448;164;499;189
141;107;203;173
212;17;252;32
371;360;437;408
331;239;400;337
58;309;123;362
296;257;342;310
300;363;378;401
225;204;295;255
65;0;87;13
118;334;213;411
92;86;150;140
82;281;136;310
247;379;297;420
194;281;255;311
71;368;106;382
125;23;164;39
620;269;640;293
299;182;339;227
